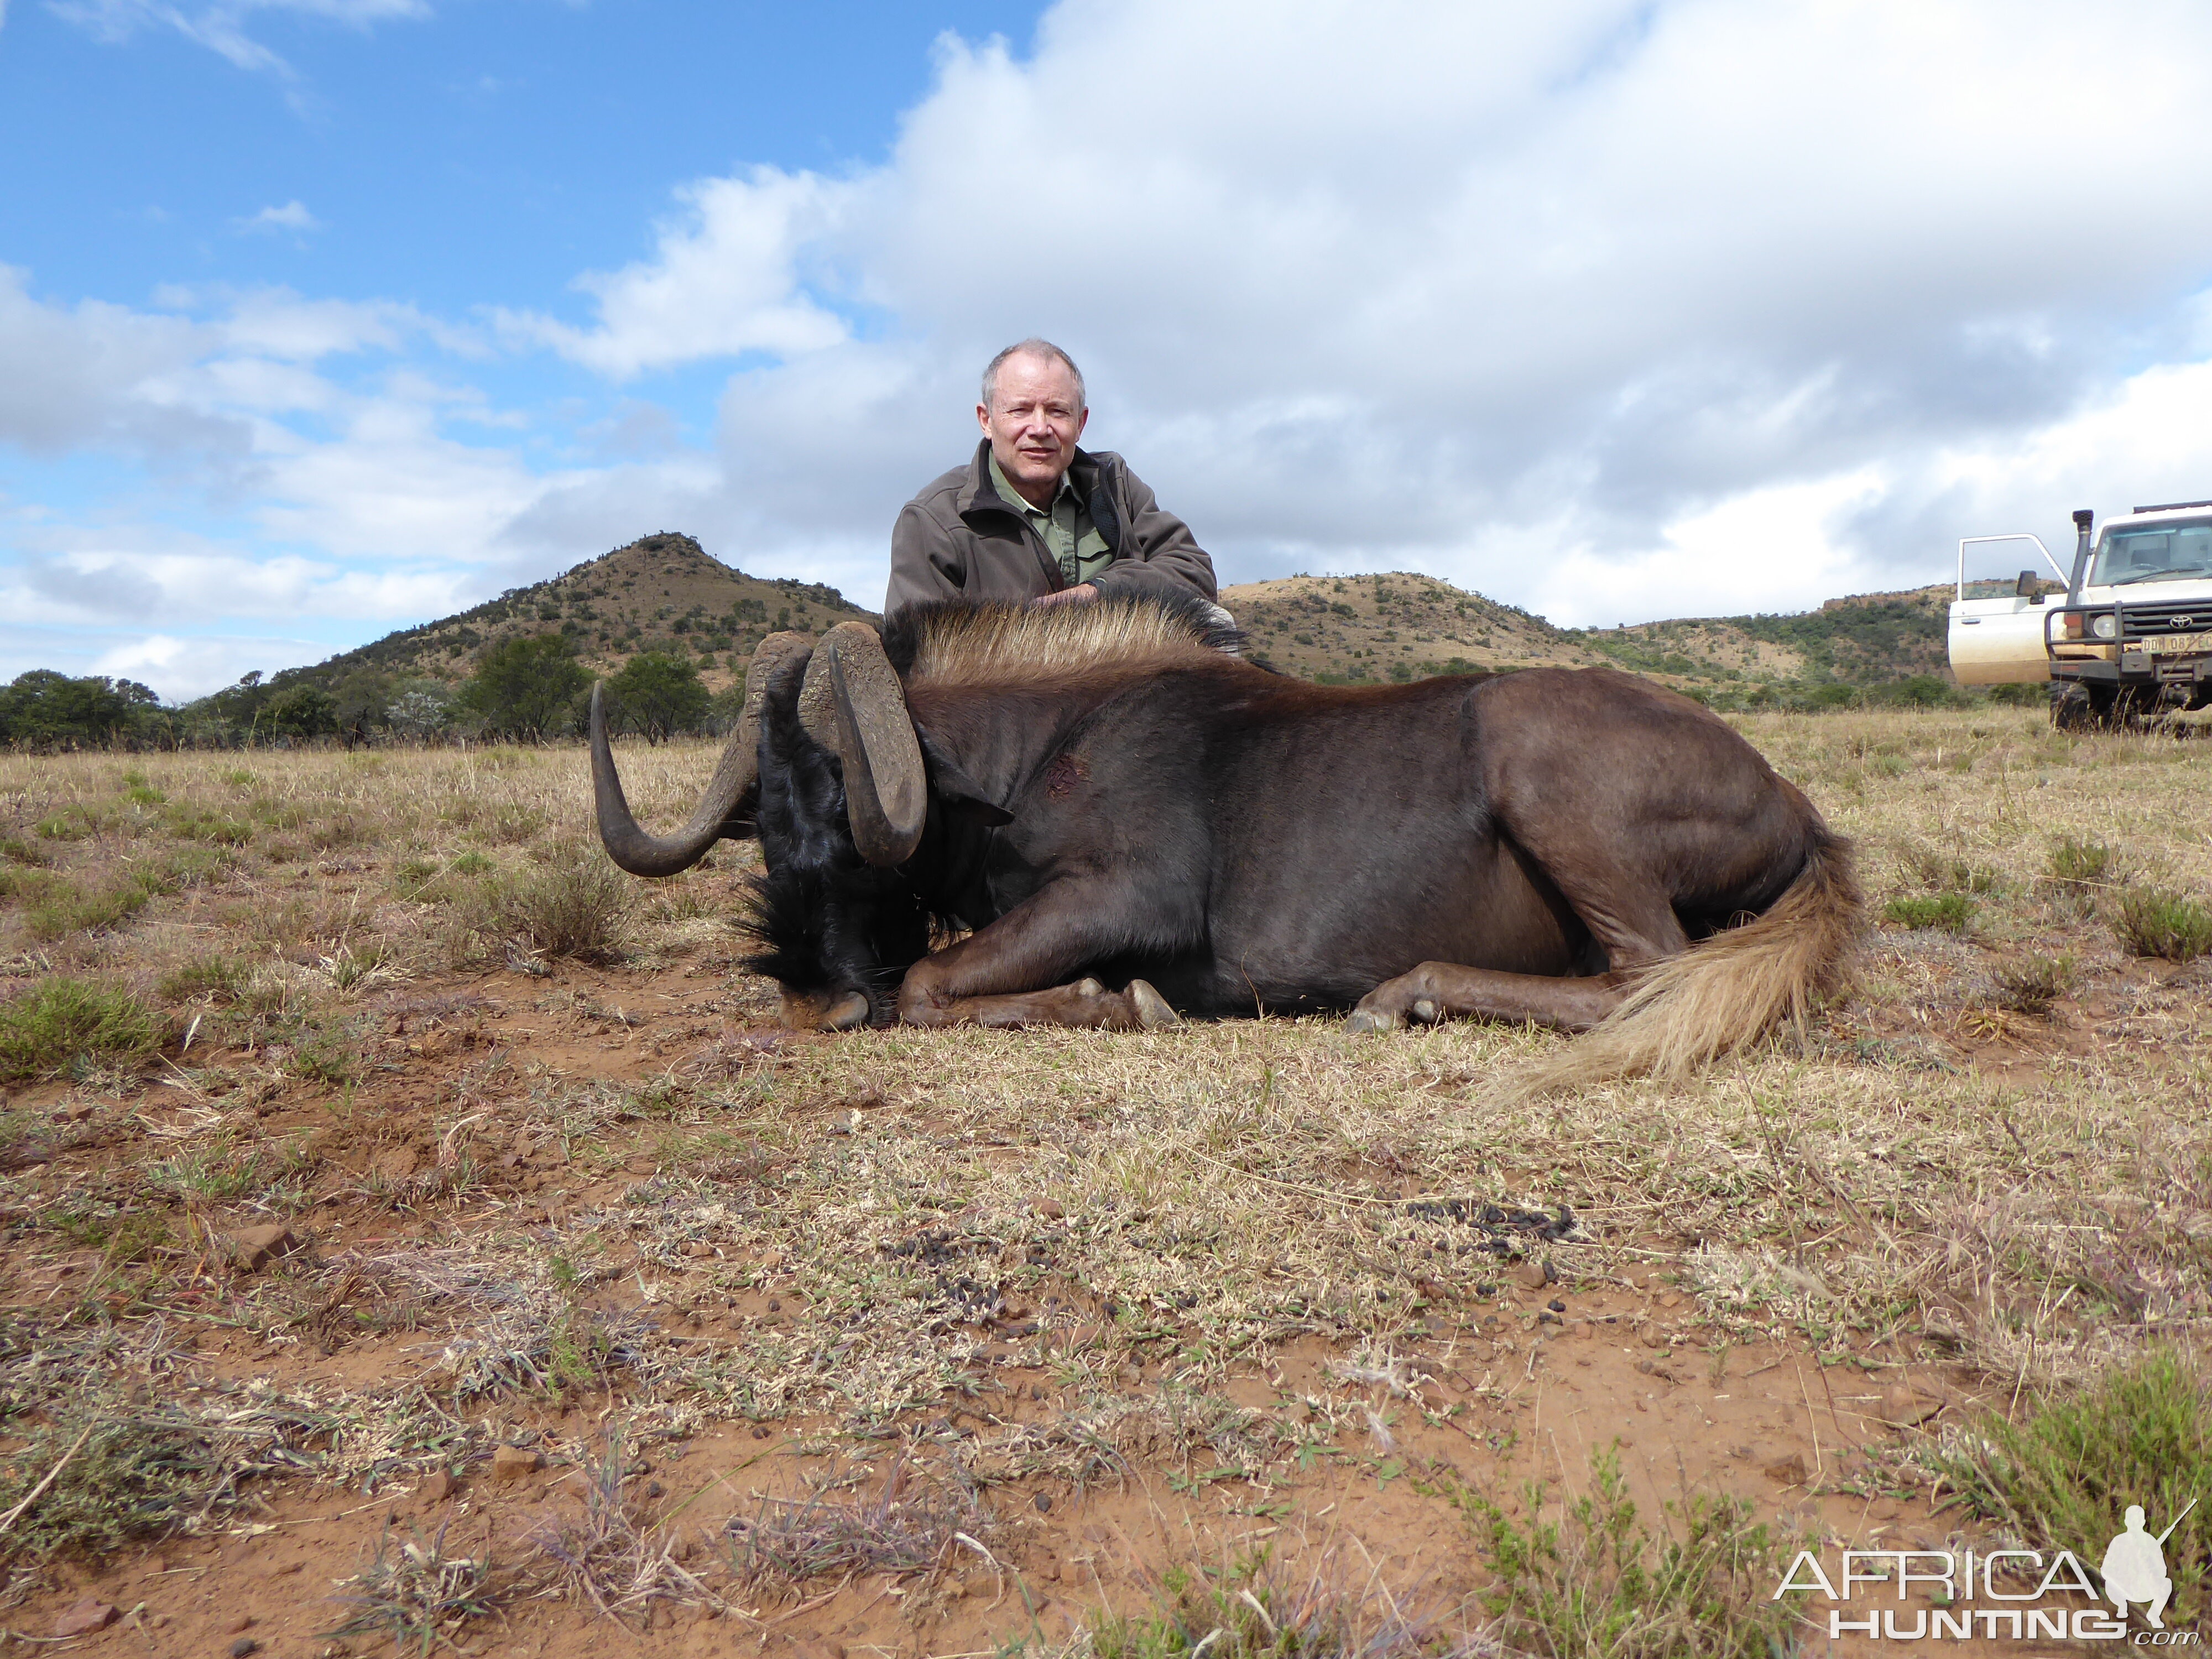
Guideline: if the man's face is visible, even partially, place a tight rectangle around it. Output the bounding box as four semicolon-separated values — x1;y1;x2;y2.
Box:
978;352;1088;507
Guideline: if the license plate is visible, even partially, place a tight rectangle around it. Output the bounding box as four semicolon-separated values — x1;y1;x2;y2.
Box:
2141;634;2210;655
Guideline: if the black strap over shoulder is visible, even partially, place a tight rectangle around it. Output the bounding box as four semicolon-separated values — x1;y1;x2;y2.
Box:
1076;455;1122;556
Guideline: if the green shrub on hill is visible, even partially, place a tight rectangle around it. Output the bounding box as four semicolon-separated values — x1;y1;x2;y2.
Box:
602;651;711;743
458;634;591;740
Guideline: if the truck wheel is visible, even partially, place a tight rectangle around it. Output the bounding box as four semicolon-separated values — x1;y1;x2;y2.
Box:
2050;682;2111;731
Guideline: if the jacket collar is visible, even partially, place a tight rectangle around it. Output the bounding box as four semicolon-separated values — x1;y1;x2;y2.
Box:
959;439;1102;525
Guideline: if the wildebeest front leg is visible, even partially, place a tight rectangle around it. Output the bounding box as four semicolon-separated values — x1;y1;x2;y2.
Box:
896;884;1180;1031
1347;964;1639;1034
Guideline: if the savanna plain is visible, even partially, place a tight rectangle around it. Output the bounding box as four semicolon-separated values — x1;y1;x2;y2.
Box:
1;705;2207;1658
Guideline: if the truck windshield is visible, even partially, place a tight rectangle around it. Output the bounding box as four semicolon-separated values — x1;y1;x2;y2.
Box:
2090;519;2212;585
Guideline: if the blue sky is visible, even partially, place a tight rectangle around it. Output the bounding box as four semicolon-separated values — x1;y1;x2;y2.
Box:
8;0;2212;697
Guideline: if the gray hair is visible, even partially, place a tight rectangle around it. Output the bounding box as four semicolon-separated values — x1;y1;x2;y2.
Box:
980;338;1087;413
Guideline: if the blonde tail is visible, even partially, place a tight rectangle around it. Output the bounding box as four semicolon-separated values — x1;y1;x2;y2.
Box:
1525;830;1861;1092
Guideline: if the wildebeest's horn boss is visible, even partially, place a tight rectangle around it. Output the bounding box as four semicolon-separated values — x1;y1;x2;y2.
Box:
797;621;927;867
591;629;808;876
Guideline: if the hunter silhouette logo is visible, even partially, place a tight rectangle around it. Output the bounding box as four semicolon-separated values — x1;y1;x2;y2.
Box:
1774;1495;2201;1642
2104;1500;2197;1630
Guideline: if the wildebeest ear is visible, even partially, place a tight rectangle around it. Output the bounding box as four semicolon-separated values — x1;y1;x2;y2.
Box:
943;795;1015;828
916;731;1017;827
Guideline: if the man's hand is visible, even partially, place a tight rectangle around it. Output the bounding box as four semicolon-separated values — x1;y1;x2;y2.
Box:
1031;583;1099;609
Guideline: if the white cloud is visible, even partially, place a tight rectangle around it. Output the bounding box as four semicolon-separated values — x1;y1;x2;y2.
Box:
1527;471;1890;628
233;200;321;235
498;168;852;379
17;0;2212;690
2;540;477;629
473;0;2212;617
0;265;232;455
49;0;430;77
90;632;332;700
0;272;607;695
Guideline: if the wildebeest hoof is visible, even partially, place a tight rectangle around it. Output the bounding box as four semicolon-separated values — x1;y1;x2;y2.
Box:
824;990;871;1030
1127;979;1180;1029
1411;997;1439;1024
1073;978;1104;997
1344;1006;1401;1034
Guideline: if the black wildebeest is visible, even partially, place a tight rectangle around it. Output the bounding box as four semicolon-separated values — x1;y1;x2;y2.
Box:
591;594;1859;1081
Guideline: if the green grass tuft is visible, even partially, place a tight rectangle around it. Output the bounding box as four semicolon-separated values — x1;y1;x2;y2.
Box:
1883;893;1975;932
1989;954;2077;1016
0;1413;213;1561
0;979;161;1081
2049;834;2118;889
156;952;250;1004
2115;888;2212;963
458;853;632;964
162;802;255;844
1926;1349;2209;1626
1464;1447;1802;1659
8;849;231;941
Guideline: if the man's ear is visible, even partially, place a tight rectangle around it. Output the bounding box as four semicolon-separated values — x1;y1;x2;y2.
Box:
916;728;1016;828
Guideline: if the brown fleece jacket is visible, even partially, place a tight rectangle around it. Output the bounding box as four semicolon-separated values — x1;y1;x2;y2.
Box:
885;441;1217;615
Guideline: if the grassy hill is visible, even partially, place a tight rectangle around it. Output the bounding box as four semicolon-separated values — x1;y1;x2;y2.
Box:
1223;571;1606;681
1582;585;1952;690
301;533;878;697
278;537;1954;708
1222;571;1953;700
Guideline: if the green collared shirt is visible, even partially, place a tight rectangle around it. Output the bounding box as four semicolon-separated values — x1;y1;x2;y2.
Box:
988;449;1113;587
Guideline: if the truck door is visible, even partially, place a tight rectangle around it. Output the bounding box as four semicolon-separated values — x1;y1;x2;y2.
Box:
1948;534;2068;685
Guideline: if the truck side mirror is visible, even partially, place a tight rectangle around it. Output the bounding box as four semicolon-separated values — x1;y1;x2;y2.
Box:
2016;570;2044;601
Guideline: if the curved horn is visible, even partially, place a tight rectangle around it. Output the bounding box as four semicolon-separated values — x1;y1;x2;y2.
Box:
591;630;807;877
799;621;926;867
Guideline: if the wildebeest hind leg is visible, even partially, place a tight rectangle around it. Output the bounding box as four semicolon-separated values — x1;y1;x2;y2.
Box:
1347;963;1639;1034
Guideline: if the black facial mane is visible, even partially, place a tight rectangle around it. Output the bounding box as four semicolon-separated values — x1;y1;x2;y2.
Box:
739;657;956;1021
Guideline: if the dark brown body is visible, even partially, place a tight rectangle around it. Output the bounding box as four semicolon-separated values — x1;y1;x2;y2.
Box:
593;597;1859;1081
895;654;1826;1026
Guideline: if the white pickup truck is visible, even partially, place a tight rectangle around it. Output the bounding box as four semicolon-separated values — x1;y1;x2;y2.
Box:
1948;500;2212;727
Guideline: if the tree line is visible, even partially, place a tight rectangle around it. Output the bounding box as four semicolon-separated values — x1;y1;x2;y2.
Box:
0;635;732;751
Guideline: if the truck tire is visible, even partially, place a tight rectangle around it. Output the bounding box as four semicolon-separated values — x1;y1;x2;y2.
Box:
2050;682;2110;731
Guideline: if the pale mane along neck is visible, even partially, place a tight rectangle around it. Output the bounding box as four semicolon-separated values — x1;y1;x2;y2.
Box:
904;601;1224;688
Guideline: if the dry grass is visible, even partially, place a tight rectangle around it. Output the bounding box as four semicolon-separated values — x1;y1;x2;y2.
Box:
2;709;2210;1638
723;1465;985;1589
329;1519;502;1652
1082;1541;1496;1659
528;1429;718;1627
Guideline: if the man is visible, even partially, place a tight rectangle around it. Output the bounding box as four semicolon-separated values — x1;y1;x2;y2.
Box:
2101;1505;2174;1629
886;339;1222;617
